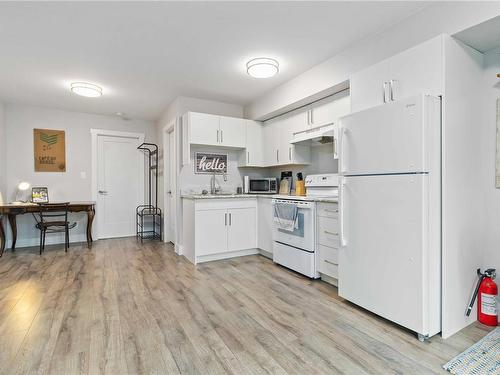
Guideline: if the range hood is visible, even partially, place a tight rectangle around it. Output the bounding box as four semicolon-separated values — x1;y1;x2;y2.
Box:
290;124;335;146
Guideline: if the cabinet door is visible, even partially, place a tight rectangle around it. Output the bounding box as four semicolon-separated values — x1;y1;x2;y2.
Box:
350;60;390;113
189;112;220;146
389;36;443;102
263;120;279;166
241;120;264;166
257;198;273;253
219;116;246;148
195;209;228;256
227;207;257;251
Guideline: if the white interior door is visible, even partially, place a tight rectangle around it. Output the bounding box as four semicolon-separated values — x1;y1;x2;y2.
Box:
339;174;429;334
97;134;143;238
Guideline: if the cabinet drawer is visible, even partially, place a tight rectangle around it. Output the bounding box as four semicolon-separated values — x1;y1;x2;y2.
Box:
318;217;339;248
318;250;339;278
317;203;339;218
318;244;338;264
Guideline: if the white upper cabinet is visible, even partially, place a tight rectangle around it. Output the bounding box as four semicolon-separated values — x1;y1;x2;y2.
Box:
307;94;349;128
350;35;443;113
188;112;220;146
219;116;246;148
185;112;246;148
239;120;263;167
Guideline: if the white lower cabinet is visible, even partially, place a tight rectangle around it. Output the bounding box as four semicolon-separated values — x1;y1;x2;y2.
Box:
316;202;340;284
257;197;273;255
182;198;258;264
227;207;257;251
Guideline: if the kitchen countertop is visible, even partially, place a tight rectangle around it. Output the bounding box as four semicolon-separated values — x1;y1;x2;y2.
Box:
181;193;338;203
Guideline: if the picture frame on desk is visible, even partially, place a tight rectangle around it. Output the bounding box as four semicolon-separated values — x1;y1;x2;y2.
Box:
31;187;49;203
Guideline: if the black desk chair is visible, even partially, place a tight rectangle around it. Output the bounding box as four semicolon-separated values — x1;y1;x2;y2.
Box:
34;203;77;255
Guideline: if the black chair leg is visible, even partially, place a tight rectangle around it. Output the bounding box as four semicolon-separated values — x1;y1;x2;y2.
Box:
39;229;43;255
65;226;68;252
42;229;46;253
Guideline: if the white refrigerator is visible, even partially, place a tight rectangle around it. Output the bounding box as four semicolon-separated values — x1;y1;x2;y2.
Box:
338;95;442;340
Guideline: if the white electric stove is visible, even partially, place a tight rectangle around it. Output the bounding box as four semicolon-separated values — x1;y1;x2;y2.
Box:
272;173;339;278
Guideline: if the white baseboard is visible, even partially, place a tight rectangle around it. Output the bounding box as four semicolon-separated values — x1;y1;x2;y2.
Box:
320;273;338;287
258;249;273;259
196;248;259;264
6;233;88;249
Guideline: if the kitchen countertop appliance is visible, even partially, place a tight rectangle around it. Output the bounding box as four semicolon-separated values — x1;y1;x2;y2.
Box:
272;173;339;278
244;177;278;194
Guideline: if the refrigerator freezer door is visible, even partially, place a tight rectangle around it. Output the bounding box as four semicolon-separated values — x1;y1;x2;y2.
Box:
339;174;440;336
339;95;441;176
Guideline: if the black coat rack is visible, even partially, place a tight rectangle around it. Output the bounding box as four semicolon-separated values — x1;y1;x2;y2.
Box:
136;142;162;242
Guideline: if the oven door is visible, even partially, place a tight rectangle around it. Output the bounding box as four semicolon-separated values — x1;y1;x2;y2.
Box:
272;199;315;252
249;179;270;193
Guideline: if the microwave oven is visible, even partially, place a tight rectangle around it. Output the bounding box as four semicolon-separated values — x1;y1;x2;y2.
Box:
245;177;278;194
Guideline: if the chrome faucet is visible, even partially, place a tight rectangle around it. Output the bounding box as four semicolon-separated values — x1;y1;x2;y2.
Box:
210;171;220;194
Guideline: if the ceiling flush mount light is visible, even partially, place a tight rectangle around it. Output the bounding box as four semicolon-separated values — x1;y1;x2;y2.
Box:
70;82;103;97
246;58;279;79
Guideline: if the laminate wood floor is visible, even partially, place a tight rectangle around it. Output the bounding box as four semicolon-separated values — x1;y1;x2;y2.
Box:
0;238;493;375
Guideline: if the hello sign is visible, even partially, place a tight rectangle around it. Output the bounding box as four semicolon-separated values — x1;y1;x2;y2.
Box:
195;152;228;174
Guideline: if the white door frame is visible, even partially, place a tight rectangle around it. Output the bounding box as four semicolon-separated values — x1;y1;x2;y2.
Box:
163;119;178;248
91;128;145;240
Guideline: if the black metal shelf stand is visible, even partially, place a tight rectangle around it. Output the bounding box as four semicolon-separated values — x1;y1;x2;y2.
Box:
136;143;162;242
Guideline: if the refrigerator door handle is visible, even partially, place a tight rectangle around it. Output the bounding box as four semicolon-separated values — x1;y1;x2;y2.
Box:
339;177;347;247
339;127;348;174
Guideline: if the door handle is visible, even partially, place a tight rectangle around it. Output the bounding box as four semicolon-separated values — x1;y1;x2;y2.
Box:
98;190;108;195
339;177;347;247
389;79;397;101
383;81;389;103
339;127;348;174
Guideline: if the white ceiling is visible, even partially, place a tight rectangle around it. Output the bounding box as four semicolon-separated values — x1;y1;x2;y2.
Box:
0;2;430;121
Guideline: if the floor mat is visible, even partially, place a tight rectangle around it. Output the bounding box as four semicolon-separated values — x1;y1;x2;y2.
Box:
443;327;500;375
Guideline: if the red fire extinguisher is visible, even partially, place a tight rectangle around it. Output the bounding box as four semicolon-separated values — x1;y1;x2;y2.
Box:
466;268;498;326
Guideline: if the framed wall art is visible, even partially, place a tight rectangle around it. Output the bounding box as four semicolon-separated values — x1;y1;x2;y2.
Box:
34;128;66;172
195;152;227;174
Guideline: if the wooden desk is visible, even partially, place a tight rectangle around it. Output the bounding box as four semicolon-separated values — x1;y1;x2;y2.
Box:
0;202;95;257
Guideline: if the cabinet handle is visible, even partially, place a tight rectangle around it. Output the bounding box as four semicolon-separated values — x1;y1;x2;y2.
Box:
289;147;291;161
307;110;310;125
383;81;388;103
324;259;337;266
390;79;397;101
247;151;250;163
217;130;219;143
324;209;338;213
229;213;232;226
324;230;339;236
310;108;314;124
276;149;279;163
221;130;223;143
225;213;227;226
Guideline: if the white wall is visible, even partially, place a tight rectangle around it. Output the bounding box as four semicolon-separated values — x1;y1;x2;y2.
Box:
4;104;155;248
483;48;500;277
245;2;500;120
0;100;6;204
